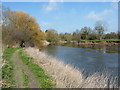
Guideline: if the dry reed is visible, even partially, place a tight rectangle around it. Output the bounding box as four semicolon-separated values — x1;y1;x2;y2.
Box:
25;47;118;88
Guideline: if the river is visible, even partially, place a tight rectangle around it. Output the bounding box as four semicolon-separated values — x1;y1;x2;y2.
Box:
42;45;119;77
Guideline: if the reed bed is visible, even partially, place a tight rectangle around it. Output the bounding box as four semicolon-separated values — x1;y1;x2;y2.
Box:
25;47;118;88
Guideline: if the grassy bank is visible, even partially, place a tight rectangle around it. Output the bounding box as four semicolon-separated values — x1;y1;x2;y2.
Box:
26;47;118;88
2;47;29;88
2;47;54;88
19;49;54;88
2;47;17;88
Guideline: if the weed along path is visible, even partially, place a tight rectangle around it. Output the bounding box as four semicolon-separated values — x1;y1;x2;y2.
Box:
2;47;54;88
12;50;39;88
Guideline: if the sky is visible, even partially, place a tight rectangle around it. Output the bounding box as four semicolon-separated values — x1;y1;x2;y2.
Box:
2;1;118;33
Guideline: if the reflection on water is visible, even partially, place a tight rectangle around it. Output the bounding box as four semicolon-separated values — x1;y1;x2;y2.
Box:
42;45;118;76
59;43;120;53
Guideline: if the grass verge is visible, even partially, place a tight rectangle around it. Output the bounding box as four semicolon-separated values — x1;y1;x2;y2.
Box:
2;47;30;88
2;47;17;88
18;49;54;88
22;70;29;88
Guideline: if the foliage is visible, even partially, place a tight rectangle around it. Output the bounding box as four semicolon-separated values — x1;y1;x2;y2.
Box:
105;32;118;39
2;7;45;47
64;33;73;43
59;33;66;41
45;29;59;43
55;28;119;44
81;27;92;40
53;21;118;43
73;29;81;44
88;33;98;40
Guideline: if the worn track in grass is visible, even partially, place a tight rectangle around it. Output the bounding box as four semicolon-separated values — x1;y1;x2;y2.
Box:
12;50;39;88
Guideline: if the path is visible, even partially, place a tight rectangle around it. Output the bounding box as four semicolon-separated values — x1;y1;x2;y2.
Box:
12;50;39;88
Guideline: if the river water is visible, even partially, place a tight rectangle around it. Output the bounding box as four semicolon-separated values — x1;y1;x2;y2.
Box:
42;45;119;77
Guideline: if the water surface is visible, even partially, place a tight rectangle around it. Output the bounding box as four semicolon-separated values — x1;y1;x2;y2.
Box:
42;45;118;76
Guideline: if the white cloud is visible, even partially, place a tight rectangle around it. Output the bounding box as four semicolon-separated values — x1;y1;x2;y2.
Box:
41;22;52;27
43;0;58;13
85;2;118;21
85;9;113;21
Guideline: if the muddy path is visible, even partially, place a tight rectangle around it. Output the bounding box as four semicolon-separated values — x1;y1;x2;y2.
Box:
12;50;39;88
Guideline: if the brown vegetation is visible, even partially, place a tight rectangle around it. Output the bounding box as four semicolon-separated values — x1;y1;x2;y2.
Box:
25;47;118;88
2;7;45;47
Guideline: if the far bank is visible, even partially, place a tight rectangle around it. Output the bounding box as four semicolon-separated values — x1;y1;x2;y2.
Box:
48;39;120;47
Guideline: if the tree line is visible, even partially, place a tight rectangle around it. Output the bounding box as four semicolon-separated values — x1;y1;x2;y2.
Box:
2;6;119;47
45;21;120;45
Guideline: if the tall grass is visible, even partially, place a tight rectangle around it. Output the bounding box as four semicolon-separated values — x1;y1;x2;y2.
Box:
25;47;118;88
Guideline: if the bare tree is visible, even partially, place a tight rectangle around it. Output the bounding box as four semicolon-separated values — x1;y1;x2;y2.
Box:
73;29;81;46
94;21;108;40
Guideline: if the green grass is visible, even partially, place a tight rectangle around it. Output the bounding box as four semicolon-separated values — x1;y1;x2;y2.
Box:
18;49;55;88
22;70;29;88
81;39;120;42
2;47;54;88
2;47;17;88
2;47;29;88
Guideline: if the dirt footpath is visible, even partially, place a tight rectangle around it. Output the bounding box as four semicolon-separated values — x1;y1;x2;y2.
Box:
12;50;39;88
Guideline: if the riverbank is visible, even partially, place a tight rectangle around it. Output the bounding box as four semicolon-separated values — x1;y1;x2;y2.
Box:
25;47;118;88
58;39;120;46
80;40;120;46
2;48;18;88
2;47;54;88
